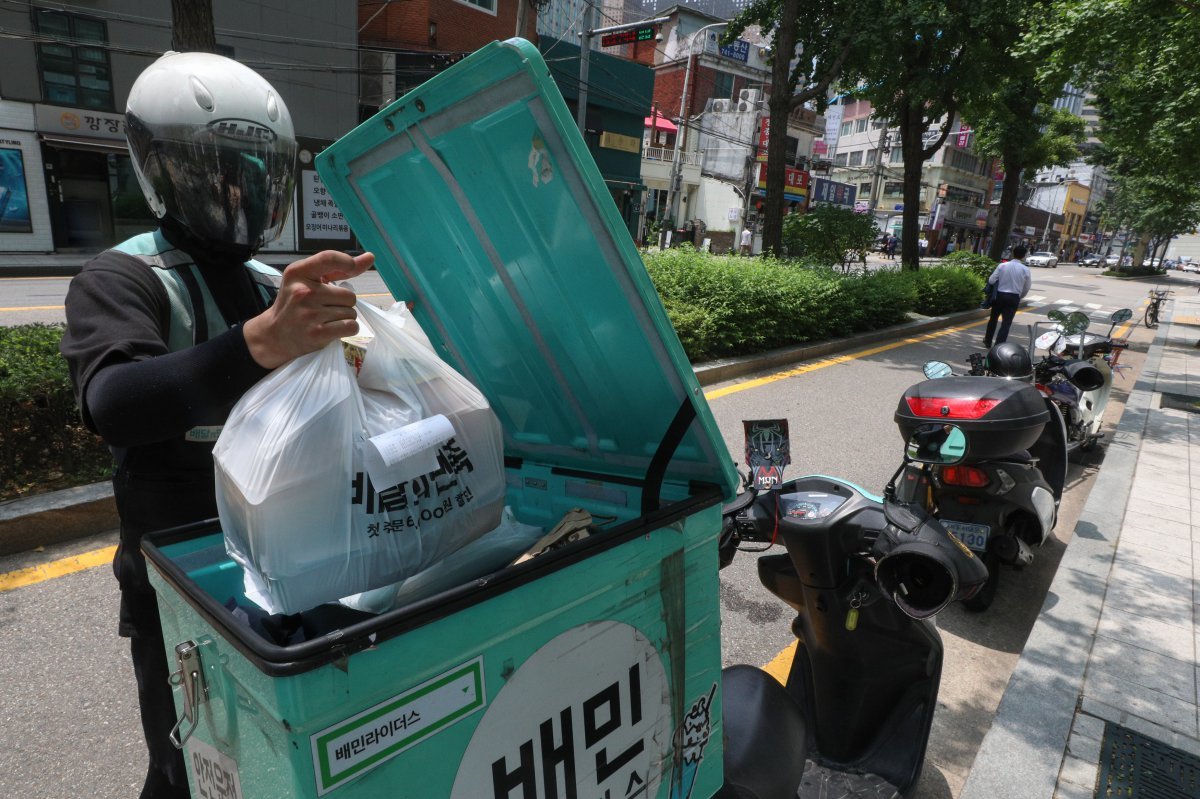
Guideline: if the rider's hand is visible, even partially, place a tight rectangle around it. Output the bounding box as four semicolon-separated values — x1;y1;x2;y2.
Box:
243;251;375;370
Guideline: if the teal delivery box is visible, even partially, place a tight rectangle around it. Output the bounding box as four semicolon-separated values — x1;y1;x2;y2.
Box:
144;38;739;799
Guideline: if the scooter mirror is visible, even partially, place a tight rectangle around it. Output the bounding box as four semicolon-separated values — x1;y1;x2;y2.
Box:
922;361;953;379
1110;308;1132;324
904;423;967;465
1063;311;1090;336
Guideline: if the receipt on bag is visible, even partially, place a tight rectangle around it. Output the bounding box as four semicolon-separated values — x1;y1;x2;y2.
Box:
364;414;456;488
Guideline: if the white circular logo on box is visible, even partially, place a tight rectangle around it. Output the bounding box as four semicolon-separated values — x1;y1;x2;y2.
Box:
451;620;669;799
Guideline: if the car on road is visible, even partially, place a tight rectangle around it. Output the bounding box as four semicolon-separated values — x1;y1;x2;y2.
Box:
1026;251;1059;268
1104;254;1121;267
1081;254;1102;267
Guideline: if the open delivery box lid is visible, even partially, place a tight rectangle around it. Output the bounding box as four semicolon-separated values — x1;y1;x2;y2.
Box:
316;39;739;504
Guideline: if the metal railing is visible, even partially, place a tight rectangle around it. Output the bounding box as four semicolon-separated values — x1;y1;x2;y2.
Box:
643;146;704;165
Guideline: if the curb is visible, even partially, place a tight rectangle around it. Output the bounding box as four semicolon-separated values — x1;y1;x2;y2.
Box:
693;307;990;386
0;306;990;556
0;481;118;556
959;306;1167;799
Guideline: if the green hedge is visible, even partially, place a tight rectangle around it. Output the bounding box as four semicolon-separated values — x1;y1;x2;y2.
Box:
0;324;112;500
644;247;982;361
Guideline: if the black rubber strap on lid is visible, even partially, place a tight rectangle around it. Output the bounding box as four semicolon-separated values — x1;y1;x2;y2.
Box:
642;397;697;514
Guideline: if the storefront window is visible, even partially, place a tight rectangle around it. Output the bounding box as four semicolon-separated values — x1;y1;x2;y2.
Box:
109;155;156;241
33;9;114;111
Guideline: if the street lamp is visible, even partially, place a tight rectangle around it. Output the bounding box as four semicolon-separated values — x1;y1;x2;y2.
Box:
663;22;727;237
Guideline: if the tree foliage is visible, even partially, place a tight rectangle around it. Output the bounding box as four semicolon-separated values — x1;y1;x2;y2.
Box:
724;0;870;257
781;205;878;269
1032;0;1200;260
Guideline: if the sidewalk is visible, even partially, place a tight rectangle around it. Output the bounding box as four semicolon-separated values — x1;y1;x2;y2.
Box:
962;292;1200;798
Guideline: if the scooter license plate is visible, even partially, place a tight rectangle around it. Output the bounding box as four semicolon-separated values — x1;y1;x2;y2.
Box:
942;520;990;552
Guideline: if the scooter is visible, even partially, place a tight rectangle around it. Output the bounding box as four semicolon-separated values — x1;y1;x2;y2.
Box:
1032;308;1132;453
714;418;988;798
902;367;1068;611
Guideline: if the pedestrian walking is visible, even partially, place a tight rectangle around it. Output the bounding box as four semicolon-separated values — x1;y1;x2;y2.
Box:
983;244;1033;348
886;234;898;260
59;52;373;799
740;226;752;256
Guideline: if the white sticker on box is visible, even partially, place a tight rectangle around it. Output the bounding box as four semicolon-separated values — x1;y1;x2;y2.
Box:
311;657;486;794
186;736;244;799
364;414;455;487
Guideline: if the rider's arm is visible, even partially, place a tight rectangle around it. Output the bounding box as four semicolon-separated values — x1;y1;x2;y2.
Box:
61;254;270;447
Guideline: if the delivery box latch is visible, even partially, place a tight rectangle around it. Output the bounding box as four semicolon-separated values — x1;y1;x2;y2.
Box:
168;640;209;749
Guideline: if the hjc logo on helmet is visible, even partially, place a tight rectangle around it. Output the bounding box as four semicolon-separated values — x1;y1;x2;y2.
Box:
209;119;276;143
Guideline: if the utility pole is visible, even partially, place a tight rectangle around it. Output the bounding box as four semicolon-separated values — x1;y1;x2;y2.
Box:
576;3;596;134
866;124;891;232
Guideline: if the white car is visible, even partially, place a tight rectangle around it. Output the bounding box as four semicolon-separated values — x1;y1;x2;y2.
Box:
1026;251;1059;268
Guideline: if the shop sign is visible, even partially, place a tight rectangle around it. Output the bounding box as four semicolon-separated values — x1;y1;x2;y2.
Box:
956;125;972;148
296;137;355;249
756;163;809;201
719;39;751;63
811;177;856;207
757;118;769;162
600;131;641;154
0;141;33;233
823;105;844;152
35;104;126;141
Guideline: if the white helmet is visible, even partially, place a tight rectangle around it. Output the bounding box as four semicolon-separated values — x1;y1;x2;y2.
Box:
126;51;296;254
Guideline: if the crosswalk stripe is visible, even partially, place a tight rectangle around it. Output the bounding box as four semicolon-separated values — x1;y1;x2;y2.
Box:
1085;303;1104;309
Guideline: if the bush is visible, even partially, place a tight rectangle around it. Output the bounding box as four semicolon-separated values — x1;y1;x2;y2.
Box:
0;324;112;501
781;206;879;269
910;266;986;316
940;250;998;282
644;249;951;361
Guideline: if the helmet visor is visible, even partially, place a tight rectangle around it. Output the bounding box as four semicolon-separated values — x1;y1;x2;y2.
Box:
129;114;296;250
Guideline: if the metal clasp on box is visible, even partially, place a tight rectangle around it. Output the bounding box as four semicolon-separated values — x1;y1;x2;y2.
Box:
168;640;208;748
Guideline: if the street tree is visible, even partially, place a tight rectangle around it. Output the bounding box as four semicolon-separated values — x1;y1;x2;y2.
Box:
1034;0;1200;261
171;0;216;52
970;87;1083;261
724;0;865;257
840;0;1030;269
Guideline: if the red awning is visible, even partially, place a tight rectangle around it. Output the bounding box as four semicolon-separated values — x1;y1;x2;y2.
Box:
644;114;678;132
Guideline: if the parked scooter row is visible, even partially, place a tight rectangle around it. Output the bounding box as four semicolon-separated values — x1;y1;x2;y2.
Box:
902;306;1131;612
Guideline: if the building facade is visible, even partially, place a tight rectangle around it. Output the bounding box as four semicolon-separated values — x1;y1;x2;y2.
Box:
825;102;993;255
0;0;360;256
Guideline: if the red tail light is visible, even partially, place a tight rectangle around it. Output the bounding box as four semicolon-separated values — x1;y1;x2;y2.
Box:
906;397;1001;419
941;465;990;488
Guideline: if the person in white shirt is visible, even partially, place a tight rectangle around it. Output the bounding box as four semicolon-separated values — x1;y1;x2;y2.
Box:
983;244;1033;347
740;226;753;256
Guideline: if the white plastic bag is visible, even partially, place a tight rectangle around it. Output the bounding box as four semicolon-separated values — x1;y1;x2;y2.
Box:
215;301;506;615
339;507;544;614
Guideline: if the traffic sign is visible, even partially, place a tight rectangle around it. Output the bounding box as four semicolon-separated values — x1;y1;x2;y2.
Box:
601;26;657;47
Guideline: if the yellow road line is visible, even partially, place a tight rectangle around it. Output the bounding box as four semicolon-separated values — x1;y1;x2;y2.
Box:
704;316;992;401
0;546;116;593
763;641;797;684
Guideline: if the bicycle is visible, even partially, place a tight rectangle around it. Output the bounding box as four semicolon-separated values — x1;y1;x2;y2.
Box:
1145;288;1173;328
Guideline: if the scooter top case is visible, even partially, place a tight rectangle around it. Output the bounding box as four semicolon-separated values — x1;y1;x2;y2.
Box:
144;38;740;799
896;376;1049;461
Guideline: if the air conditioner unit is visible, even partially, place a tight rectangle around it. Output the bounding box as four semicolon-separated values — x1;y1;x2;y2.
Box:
737;100;753;112
739;88;761;104
711;99;731;112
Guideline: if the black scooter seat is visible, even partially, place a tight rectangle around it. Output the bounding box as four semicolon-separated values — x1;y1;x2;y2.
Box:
717;665;809;799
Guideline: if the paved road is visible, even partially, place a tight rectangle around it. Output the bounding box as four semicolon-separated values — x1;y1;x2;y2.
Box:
0;265;1193;797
